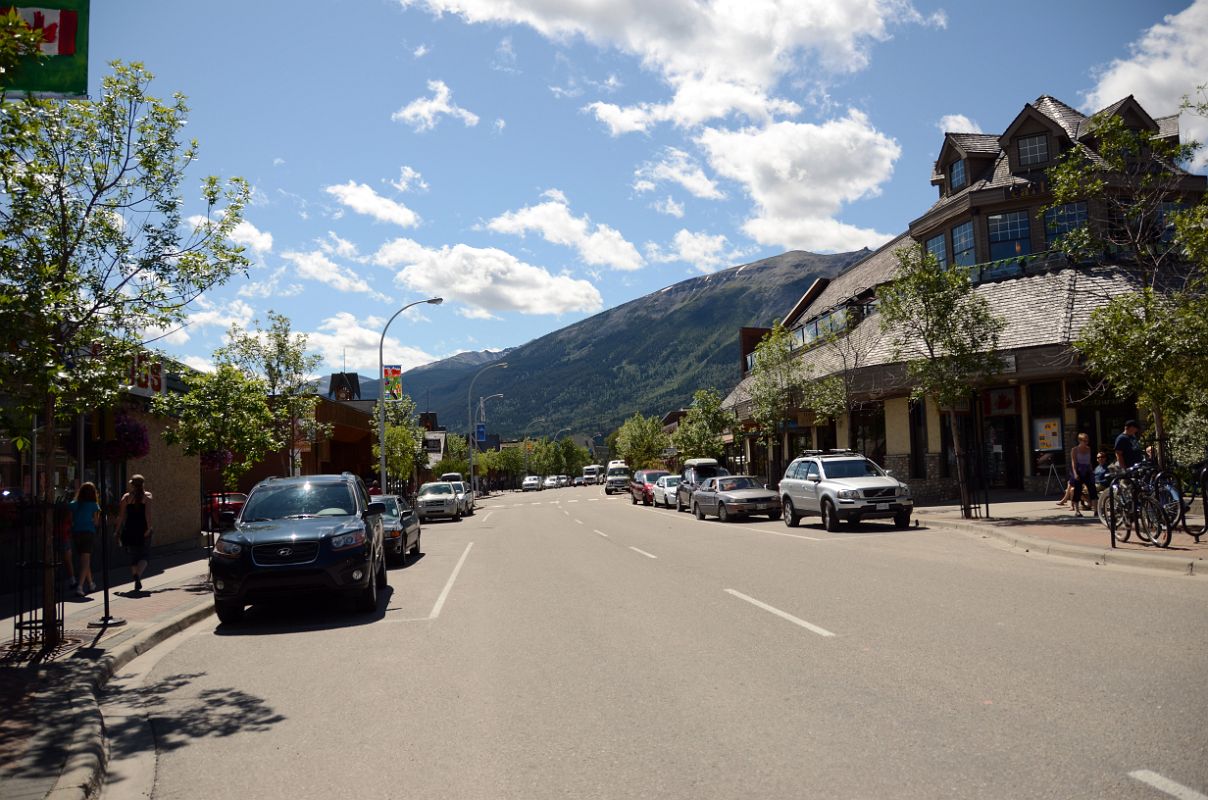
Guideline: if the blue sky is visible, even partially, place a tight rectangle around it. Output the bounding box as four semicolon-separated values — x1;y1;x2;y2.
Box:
89;0;1207;377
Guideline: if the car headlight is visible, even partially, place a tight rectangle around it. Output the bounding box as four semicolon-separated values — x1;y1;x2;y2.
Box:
213;539;243;558
330;529;368;551
836;489;860;499
898;484;911;497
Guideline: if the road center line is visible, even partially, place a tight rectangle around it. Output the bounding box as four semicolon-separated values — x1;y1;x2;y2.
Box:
480;512;493;524
574;519;583;525
429;542;473;620
725;589;836;637
629;546;657;559
593;530;609;538
1128;770;1208;800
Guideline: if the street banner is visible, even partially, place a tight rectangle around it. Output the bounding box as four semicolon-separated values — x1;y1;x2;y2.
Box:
3;1;89;97
476;423;486;443
382;364;402;400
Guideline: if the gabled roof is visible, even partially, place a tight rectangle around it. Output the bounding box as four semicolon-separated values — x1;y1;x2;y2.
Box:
1155;114;1181;141
1031;95;1087;139
788;232;916;328
1092;94;1159;134
1000;100;1073;149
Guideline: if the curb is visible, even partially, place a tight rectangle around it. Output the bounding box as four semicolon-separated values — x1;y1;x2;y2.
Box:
45;598;215;800
923;517;1202;575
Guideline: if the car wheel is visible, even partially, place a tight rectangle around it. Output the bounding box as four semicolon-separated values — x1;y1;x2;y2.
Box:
214;599;243;625
631;492;637;505
894;511;911;529
822;500;841;532
693;502;704;520
454;508;461;521
643;495;651;506
767;508;781;521
718;503;729;523
676;494;685;513
411;529;422;556
783;498;800;528
377;549;388;586
356;556;379;612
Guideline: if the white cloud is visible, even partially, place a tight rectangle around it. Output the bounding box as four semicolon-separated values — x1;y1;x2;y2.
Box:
229;219;273;256
413;44;429;58
653;196;684;218
633;147;724;199
238;267;304;299
373;237;603;315
272;157;285;167
392;79;480;132
182;355;216;373
390;166;429;193
283;250;387;299
486;189;644;271
493;36;519;72
494;118;506;132
319;232;362;261
646;229;744;273
401;0;941;130
324;180;420;228
697;110;900;252
151;296;256;345
308;311;439;374
937;114;982;134
1084;0;1208;167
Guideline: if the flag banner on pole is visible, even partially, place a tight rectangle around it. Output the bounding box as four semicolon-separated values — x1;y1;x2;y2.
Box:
383;365;402;400
3;1;88;96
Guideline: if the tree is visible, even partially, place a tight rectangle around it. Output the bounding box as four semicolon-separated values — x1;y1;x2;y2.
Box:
801;308;885;430
369;394;424;489
616;413;670;469
1046;109;1208;463
0;9;44;95
217;311;328;476
0;61;248;644
672;388;730;461
878;244;1005;518
747;320;810;480
433;433;469;479
153;364;277;490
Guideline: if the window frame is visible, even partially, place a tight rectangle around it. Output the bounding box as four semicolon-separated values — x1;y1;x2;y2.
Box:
987;210;1032;261
949;158;967;191
1017;133;1049;167
926;233;948;269
951;220;976;267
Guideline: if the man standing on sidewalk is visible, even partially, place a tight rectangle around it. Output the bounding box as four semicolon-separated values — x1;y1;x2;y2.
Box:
1114;420;1144;469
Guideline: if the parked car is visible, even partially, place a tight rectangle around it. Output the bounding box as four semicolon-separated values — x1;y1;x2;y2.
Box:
416;482;461;522
542;475;559;489
557;475;571;488
573;476;585;487
379;494;421;566
209;473;386;624
690;475;781;522
676;458;730;512
205;492;248;530
629;469;670;505
451;481;475;516
604;465;630;495
652;475;681;508
522;475;542;492
778;450;912;531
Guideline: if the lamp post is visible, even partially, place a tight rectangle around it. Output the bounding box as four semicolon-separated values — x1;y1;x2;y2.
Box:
379;297;443;493
477;393;504;489
468;361;508;495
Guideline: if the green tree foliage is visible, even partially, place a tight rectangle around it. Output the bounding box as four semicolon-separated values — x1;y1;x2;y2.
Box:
0;62;249;485
801;310;884;426
153;365;277;490
217;310;329;475
616;413;670;469
527;438;559;477
433;433;470;479
747;320;809;449
878;244;1005;517
369;394;424;485
672;387;731;460
0;9;44;94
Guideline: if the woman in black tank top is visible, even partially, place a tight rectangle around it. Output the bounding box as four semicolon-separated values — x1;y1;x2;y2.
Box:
116;474;154;592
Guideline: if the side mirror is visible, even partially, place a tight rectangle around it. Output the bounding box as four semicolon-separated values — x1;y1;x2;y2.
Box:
810;476;821;483
367;501;386;516
885;469;894;476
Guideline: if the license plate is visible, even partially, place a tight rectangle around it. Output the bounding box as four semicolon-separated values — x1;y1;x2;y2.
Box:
876;503;889;511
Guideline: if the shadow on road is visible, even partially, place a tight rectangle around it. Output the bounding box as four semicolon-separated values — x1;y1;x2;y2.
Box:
212;585;395;636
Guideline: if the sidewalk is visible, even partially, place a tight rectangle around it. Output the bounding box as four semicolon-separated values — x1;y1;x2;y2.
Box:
0;546;214;800
914;494;1208;575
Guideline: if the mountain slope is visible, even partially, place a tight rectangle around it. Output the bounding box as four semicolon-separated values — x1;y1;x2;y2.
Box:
400;249;866;440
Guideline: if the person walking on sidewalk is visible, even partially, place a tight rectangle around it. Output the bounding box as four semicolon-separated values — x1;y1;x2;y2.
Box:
1068;433;1095;517
68;481;101;595
115;474;154;593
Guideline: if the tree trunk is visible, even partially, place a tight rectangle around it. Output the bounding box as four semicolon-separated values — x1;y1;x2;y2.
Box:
1151;408;1167;469
41;394;60;647
948;409;973;519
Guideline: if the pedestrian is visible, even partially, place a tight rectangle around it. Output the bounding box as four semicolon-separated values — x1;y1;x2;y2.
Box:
1093;451;1111;489
1114;420;1144;470
115;474;153;593
69;481;101;595
369;480;382;496
1068;433;1095;517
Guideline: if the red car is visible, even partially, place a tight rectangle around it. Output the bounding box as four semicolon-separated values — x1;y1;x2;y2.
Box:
206;492;248;529
629;470;669;506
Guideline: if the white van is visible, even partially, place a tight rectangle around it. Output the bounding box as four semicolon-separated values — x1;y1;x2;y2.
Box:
582;465;603;485
440;472;464;484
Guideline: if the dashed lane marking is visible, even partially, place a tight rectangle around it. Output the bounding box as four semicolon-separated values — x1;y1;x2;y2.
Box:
629;546;657;559
725;589;836;638
1128;771;1208;800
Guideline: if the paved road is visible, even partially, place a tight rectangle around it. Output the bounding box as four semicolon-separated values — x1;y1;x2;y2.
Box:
99;487;1208;800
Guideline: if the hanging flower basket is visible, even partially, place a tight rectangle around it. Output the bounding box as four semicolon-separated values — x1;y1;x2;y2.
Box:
107;412;150;460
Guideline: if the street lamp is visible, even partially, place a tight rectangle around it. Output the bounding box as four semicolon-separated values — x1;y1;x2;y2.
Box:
478;393;504;423
468;361;508;494
379;297;443;492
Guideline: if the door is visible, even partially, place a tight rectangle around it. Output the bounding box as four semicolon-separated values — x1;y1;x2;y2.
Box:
982;416;1023;490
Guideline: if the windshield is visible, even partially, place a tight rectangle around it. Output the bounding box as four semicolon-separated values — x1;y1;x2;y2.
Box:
662;476;681;486
241;482;355;520
717;477;760;492
380;497;400;517
419;483;454;496
607;467;628;477
822;459;884;479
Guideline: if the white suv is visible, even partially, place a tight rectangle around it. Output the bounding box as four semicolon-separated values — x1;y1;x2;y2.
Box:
779;451;912;531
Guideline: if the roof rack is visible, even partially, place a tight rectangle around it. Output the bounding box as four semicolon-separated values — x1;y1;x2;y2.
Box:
797;449;862;457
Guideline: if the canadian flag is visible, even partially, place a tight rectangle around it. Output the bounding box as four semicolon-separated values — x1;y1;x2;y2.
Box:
3;7;77;56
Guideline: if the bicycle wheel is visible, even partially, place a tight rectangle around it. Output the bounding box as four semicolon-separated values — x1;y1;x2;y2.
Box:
1152;471;1184;529
1139;496;1171;548
1102;488;1130;542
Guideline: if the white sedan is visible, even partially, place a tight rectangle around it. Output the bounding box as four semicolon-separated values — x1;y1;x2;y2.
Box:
522;475;542;491
542;475;559;489
652;475;681;508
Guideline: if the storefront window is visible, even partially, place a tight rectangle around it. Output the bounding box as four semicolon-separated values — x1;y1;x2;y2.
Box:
849;402;886;467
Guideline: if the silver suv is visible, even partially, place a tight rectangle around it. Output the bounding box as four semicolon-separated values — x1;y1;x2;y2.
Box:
779;451;912;531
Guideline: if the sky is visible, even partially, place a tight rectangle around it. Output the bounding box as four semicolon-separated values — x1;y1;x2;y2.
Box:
88;0;1208;378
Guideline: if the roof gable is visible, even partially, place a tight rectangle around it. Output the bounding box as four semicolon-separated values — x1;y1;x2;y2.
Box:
999;102;1069;149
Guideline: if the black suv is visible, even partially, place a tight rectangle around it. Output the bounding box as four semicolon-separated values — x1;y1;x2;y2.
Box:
675;458;730;512
209;473;387;624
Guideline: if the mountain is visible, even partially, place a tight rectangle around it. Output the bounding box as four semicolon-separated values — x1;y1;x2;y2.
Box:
400;249;867;441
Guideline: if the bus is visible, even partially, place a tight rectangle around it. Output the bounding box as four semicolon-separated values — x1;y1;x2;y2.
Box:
582;465;604;485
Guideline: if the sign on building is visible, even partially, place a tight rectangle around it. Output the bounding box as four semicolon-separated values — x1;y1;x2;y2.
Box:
4;1;89;96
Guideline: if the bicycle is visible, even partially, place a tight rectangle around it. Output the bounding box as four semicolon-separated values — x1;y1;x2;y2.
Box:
1102;463;1172;547
1168;459;1207;543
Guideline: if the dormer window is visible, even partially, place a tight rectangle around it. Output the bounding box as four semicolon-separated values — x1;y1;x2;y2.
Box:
949;159;967;191
1018;133;1049;166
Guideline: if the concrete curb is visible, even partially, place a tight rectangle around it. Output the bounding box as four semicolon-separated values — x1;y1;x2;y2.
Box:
923;516;1202;575
45;598;215;800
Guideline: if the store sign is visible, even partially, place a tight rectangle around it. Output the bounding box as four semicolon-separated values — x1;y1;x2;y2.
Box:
126;352;164;397
1033;418;1062;452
